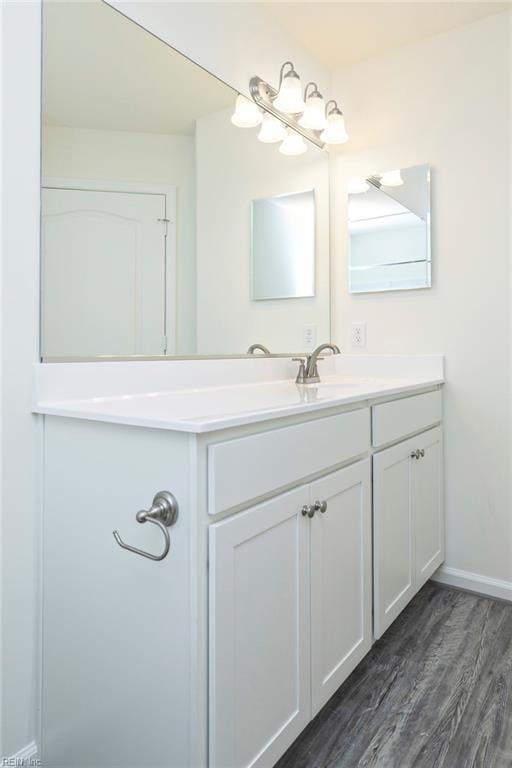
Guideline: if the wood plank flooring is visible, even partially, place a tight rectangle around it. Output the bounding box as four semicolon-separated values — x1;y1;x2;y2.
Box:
275;582;512;768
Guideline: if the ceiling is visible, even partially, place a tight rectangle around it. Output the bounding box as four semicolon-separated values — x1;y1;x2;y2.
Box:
43;1;235;134
267;2;509;70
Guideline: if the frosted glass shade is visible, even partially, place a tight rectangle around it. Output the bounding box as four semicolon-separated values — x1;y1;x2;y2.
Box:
273;73;306;114
231;94;263;128
298;94;326;130
380;169;404;187
320;113;349;145
279;129;307;156
257;114;287;143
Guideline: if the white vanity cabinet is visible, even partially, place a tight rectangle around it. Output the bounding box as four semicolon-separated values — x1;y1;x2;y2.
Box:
209;460;372;768
39;377;444;768
372;392;444;638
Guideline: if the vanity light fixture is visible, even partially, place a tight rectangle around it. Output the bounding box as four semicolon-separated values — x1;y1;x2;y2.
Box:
279;128;307;156
258;113;287;143
380;169;404;187
231;94;263;128
298;83;327;131
348;178;370;194
320;101;349;145
232;64;351;153
273;61;306;114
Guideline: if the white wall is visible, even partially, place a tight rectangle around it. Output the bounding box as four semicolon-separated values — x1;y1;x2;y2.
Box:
331;12;511;584
43;125;197;354
1;0;41;758
196;108;330;354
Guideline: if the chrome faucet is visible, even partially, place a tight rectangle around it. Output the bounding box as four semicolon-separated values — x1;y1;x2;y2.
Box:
294;343;341;384
247;343;270;355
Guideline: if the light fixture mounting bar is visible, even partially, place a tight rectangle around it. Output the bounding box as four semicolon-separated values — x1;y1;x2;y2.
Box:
249;76;325;150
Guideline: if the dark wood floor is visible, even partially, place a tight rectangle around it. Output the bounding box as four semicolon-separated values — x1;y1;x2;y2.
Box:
276;582;512;768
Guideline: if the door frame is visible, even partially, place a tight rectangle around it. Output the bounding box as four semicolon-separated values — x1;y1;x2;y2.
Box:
42;177;177;355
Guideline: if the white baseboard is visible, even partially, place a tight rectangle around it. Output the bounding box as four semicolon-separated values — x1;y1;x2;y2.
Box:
432;565;512;602
3;740;39;765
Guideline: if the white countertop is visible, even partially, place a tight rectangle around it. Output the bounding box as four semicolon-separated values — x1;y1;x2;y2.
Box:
34;366;444;433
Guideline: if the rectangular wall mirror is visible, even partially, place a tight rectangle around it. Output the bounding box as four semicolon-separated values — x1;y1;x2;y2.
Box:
40;0;330;360
348;163;431;293
251;190;315;301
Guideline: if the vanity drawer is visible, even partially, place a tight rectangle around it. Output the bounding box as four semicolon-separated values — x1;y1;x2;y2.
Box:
372;390;442;448
208;408;370;515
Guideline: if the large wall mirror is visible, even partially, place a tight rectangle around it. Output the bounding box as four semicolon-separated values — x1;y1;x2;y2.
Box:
348;164;431;293
41;1;330;360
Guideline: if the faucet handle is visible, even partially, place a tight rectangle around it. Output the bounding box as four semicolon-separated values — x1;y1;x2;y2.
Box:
292;357;307;385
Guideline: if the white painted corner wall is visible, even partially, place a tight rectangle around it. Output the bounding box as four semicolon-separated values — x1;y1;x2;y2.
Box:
1;0;42;759
331;11;512;588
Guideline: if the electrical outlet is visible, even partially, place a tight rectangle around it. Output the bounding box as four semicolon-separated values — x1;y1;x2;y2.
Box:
303;324;316;350
351;322;367;348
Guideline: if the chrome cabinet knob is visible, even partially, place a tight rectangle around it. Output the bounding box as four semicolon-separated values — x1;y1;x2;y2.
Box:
410;449;421;460
314;500;328;513
301;504;316;518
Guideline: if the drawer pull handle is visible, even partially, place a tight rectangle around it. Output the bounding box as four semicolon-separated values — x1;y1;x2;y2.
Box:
314;500;328;513
301;504;316;518
411;449;421;460
113;491;179;562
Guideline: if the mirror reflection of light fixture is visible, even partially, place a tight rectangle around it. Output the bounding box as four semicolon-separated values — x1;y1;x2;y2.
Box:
348;178;370;194
298;82;327;130
257;114;287;143
273;61;306;114
231;94;263;127
279;128;307;156
320;100;349;145
380;169;404;187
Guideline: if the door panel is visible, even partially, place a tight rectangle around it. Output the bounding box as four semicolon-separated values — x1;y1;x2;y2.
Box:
42;187;166;357
414;427;444;589
209;487;311;768
310;460;372;715
373;438;416;638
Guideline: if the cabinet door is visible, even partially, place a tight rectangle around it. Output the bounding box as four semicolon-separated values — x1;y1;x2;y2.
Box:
414;426;444;590
310;460;372;715
373;438;416;638
209;487;310;768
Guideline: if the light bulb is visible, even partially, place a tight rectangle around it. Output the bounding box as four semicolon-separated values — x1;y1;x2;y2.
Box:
231;94;263;128
380;169;403;187
320;112;349;145
279;129;307;156
348;178;370;194
257;114;287;143
298;93;326;130
273;68;306;114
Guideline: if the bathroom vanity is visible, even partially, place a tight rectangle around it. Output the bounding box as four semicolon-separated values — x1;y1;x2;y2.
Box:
35;6;443;765
35;355;444;768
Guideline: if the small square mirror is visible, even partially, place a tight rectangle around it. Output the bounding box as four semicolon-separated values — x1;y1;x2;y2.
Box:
251;189;315;301
348;163;431;293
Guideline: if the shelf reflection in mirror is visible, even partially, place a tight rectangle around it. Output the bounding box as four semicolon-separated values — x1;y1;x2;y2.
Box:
348;163;431;294
40;0;330;361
